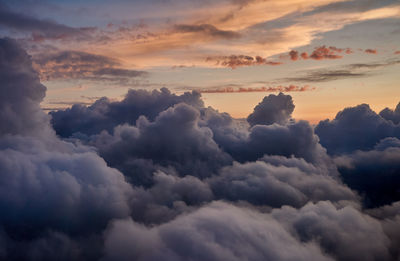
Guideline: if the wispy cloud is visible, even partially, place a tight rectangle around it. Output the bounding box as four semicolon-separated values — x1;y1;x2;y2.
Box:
282;59;400;82
33;50;147;82
283;70;367;82
206;55;282;68
173;24;240;39
199;85;315;93
0;3;92;41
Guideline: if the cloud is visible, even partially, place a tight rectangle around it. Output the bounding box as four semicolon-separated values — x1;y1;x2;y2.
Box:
315;103;400;155
90;103;233;183
33;50;147;81
379;102;400;124
309;46;344;60
287;46;352;62
247;92;294;126
174;24;240;39
272;201;391;261
0;37;137;259
50;87;204;137
2;37;400;260
199;85;315;93
0;37;49;137
103;202;334;261
335;142;400;207
0;3;90;41
365;48;378;54
283;69;368;82
289;50;299;61
283;59;400;82
206;55;281;68
209;160;356;208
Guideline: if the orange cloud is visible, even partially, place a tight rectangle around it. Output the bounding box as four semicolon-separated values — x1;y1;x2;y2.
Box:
206;55;282;68
288;46;353;61
365;49;377;54
395;51;400;55
289;50;299;61
199;85;315;93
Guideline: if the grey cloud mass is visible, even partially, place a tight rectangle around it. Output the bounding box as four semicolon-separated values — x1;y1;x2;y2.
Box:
1;37;400;260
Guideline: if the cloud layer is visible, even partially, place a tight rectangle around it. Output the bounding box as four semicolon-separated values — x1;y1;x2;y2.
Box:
0;38;400;260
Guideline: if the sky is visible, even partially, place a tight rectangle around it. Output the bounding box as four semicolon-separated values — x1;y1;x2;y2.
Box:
0;0;399;123
2;1;400;260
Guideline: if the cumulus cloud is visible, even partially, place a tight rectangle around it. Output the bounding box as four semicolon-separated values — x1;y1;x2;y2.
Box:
2;37;400;260
103;202;334;261
247;92;294;126
272;201;391;261
209;160;356;208
0;38;49;137
315;103;400;154
335;144;400;207
51;88;203;137
90;103;232;183
0;37;133;259
380;102;400;124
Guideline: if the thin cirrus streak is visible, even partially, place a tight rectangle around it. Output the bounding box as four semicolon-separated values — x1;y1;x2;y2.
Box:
199;85;315;93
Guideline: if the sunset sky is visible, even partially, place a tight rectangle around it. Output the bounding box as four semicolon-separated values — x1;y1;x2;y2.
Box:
2;1;400;260
1;0;399;122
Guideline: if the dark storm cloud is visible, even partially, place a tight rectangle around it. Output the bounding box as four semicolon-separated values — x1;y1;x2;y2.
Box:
272;201;392;261
0;37;133;260
33;50;147;81
103;202;334;261
50;88;203;137
90;103;233;183
0;38;49;137
247;92;294;126
174;23;240;39
380;102;400;124
2;37;400;261
209;160;356;208
0;3;90;41
315;103;400;155
335;143;400;207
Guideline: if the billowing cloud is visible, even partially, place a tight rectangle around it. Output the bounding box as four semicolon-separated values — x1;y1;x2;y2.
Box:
315;103;400;155
247;92;294;126
103;202;334;261
0;37;135;259
50;88;203;137
335;142;400;207
2;37;400;260
380;102;400;124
